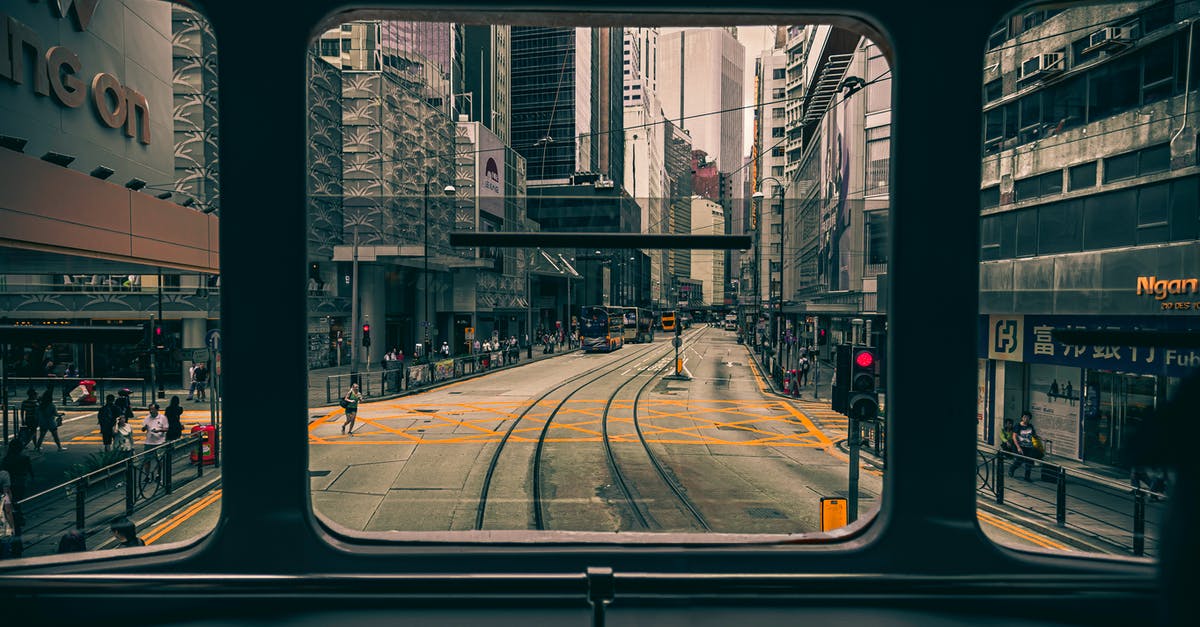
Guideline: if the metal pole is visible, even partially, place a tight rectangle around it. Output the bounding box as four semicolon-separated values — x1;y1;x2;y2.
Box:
424;182;431;364
848;415;860;523
2;342;8;445
350;228;359;381
157;268;164;399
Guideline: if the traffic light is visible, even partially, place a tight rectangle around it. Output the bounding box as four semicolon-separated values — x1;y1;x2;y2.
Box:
847;347;879;422
818;328;827;345
832;344;850;414
362;323;371;348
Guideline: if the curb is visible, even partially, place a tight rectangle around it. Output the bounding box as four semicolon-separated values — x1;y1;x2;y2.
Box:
974;499;1118;555
91;472;222;551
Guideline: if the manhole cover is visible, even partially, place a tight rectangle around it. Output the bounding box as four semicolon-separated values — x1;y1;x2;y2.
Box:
415;408;438;413
745;507;787;520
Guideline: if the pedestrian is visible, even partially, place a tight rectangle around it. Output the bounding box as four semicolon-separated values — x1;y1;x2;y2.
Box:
798;356;810;386
1064;380;1074;406
34;388;65;452
340;383;362;436
1008;411;1040;482
1;470;21;560
114;388;135;423
999;418;1015;454
98;394;118;452
186;362;198;400
115;413;135;455
193;362;209;402
141;403;169;451
791;369;802;397
441;341;450;357
782;371;791;396
165;396;184;442
57;529;87;553
109;517;145;548
1;439;32;533
18;388;39;448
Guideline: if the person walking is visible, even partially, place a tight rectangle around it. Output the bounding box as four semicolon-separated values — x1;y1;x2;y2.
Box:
164;396;184;442
193;362;209;402
186;363;198;401
1;439;33;534
98;394;118;452
114;413;135;456
34;388;65;452
1;470;21;560
798;356;810;387
1008;411;1041;482
341;383;362;436
18;388;39;449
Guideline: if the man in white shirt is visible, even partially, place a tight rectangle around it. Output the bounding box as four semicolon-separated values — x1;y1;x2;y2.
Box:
141;403;169;450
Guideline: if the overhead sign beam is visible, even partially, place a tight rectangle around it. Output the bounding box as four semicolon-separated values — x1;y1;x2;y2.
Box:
0;325;145;344
449;232;752;250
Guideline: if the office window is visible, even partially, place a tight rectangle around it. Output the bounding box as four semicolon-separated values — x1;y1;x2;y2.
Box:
866;126;890;194
1137;182;1170;244
1038;199;1083;254
1083;189;1136;250
773;108;785;119
984;78;1002;103
865;53;890;112
772;87;786;99
980;185;1000;209
772;68;786;80
1069;162;1096;190
1139;144;1170;175
1015;209;1038;257
1103;151;1138;183
980;214;1001;260
772;127;785;138
320;39;340;57
865;211;888;265
1170;176;1199;240
771;165;785;176
772;147;785;157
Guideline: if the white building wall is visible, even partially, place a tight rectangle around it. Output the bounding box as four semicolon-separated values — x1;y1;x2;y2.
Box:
658;29;744;173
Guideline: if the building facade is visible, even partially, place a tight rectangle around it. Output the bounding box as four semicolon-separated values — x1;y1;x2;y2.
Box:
976;1;1200;470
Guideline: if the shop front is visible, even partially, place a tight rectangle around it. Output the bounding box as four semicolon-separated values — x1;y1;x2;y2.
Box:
980;314;1199;469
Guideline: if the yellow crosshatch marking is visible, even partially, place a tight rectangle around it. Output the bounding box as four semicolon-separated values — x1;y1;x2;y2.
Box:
308;399;833;447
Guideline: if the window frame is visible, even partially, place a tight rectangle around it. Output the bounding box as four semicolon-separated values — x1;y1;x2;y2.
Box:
1;3;1155;620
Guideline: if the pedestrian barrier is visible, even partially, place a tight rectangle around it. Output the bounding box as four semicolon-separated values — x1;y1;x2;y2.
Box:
9;432;210;558
976;446;1164;557
323;348;529;405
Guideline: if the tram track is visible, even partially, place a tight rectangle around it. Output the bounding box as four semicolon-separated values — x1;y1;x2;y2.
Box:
474;338;663;530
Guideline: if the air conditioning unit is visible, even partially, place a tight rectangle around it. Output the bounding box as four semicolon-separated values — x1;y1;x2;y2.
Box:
1083;26;1133;54
1017;52;1064;82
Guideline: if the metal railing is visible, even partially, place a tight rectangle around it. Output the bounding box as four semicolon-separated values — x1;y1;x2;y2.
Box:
976;446;1165;557
324;348;527;405
4;376;151;407
11;432;212;558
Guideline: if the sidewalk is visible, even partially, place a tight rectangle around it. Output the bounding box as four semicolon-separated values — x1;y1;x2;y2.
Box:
745;343;834;401
306;343;581;409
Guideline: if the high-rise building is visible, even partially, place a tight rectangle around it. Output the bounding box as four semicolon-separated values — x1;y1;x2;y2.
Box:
463;26;512;144
658;29;744;178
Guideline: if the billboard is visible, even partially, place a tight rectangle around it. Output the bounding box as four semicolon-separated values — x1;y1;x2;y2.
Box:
475;124;505;219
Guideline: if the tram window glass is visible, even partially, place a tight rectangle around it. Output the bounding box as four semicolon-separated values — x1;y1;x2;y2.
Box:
0;0;222;564
305;16;892;541
977;0;1199;561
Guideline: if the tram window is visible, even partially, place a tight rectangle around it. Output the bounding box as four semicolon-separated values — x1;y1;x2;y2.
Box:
0;0;222;564
304;14;893;542
976;0;1198;561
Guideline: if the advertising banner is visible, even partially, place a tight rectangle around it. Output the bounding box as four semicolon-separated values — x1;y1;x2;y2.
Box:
1021;315;1200;377
1027;364;1081;459
476;125;505;219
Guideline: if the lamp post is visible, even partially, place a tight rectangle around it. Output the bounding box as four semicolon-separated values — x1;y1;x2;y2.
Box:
753;175;790;382
424;181;456;364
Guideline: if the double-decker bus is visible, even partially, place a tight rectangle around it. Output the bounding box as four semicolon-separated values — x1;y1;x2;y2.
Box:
724;313;738;331
621;307;639;343
636;308;655;343
660;310;677;332
580;306;623;352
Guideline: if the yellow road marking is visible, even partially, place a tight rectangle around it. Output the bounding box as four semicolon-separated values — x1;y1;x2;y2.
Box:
977;509;1070;551
143;488;222;545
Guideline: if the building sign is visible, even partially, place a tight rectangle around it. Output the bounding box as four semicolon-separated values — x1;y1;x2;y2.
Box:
987;314;1024;362
1137;275;1200;309
1;1;153;144
986;314;1200;378
474;124;504;219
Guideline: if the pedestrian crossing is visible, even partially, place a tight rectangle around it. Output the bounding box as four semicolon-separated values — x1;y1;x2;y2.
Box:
787;399;848;431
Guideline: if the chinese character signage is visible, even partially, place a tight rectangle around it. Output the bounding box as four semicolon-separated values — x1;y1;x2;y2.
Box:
1020;315;1200;377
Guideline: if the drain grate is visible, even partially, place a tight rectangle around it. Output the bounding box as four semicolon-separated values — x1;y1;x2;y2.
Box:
745;507;787;520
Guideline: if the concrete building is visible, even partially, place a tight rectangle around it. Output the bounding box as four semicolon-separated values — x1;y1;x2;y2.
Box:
976;1;1200;470
0;1;220;388
690;196;726;308
664;119;694;302
753;45;789;319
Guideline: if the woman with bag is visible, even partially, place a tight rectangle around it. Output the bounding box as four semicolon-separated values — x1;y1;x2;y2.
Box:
340;383;362;436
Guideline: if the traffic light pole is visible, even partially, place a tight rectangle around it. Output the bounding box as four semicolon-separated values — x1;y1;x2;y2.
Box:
848;414;860;524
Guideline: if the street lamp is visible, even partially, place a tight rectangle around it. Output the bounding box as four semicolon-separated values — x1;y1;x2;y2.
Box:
753;175;790;380
424;181;456;364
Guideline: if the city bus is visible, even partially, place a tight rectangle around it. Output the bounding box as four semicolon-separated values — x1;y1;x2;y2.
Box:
660;310;677;332
637;308;656;343
580;305;623;352
621;307;638;343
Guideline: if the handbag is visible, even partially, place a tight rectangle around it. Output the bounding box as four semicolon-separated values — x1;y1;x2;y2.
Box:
339;398;350;410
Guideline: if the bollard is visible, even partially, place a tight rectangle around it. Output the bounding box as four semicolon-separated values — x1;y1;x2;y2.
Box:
1055;467;1067;527
75;477;87;531
996;454;1005;505
164;445;174;495
125;458;135;516
1133;490;1146;556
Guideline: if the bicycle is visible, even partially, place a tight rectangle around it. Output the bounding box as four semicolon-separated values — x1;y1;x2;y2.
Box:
136;450;164;500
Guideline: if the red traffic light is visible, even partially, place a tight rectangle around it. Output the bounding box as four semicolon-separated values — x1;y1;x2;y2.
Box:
854;350;874;368
155;326;163;335
362;324;370;333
